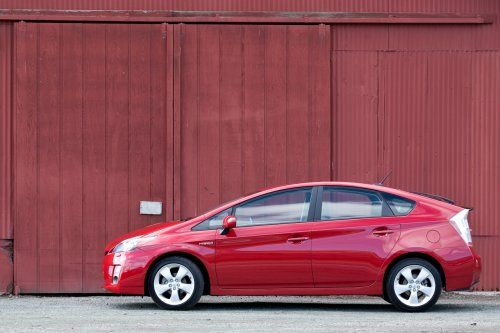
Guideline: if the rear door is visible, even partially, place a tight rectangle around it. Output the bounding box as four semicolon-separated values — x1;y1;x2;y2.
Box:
310;186;401;288
215;187;314;288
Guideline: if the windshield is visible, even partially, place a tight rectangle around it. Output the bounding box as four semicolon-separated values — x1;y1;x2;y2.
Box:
183;188;264;221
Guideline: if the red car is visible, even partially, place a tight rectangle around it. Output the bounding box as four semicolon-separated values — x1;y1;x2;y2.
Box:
103;182;481;312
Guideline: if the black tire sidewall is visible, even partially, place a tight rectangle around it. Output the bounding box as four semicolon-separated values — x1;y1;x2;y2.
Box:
148;256;204;310
386;258;442;312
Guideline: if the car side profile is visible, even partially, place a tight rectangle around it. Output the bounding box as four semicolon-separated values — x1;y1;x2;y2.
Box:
103;182;481;312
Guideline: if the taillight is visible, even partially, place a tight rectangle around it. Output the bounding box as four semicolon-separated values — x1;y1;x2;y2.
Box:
450;209;473;245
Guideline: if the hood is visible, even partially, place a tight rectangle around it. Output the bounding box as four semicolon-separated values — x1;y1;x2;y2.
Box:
104;221;181;253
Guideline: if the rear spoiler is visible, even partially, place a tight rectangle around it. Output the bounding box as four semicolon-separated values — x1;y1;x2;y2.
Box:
411;191;474;210
411;191;455;205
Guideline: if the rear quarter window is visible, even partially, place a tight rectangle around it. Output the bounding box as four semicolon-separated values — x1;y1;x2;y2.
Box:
381;193;415;216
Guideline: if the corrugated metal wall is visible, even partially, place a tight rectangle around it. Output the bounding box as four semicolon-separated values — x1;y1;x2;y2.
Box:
1;0;500;291
331;25;500;289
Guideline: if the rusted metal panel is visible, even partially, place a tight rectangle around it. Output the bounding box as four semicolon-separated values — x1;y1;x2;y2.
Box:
14;22;171;293
178;24;331;219
0;22;13;240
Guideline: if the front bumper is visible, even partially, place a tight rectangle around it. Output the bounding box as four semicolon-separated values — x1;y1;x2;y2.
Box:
102;250;150;295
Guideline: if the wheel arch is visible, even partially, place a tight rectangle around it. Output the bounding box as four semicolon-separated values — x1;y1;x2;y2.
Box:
382;252;446;300
144;251;212;296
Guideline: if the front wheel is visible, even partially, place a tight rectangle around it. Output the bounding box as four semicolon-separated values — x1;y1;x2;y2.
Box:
148;256;204;310
386;258;442;312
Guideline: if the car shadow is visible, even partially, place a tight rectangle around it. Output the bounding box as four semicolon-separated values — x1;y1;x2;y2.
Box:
111;300;485;313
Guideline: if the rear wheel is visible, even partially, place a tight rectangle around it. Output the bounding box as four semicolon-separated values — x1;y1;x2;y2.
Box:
386;258;442;312
148;256;204;310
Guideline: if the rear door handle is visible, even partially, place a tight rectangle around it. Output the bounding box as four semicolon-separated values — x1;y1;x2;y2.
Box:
372;228;394;237
287;236;309;243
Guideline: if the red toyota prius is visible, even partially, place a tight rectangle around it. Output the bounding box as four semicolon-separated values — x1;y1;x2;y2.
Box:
103;182;481;312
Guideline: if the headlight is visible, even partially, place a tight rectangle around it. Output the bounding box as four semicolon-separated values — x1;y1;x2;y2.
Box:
112;235;157;253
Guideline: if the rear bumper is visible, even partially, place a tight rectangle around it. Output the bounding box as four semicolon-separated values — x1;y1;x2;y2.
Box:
438;245;481;291
469;247;482;288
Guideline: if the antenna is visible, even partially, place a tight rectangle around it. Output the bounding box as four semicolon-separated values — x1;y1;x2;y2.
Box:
374;170;393;186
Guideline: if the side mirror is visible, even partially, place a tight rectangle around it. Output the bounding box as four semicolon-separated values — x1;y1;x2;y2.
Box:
221;215;237;235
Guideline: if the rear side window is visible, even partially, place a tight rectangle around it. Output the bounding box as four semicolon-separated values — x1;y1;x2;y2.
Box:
381;193;415;216
321;187;383;220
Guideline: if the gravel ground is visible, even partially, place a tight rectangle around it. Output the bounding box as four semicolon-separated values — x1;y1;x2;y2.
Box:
0;292;499;332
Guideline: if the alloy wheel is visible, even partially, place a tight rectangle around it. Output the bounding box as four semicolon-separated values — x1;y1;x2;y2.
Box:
393;264;436;307
153;263;195;306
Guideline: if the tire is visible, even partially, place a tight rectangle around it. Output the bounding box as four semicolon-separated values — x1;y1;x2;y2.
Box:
148;256;204;310
386;258;442;312
381;293;391;304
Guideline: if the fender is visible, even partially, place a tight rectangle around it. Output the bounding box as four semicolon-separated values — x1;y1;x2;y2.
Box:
141;241;218;293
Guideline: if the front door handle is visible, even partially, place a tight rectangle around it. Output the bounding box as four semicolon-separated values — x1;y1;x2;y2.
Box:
287;236;309;243
372;228;394;237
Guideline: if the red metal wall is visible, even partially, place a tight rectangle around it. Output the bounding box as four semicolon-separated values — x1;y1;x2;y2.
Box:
14;22;170;292
0;22;13;294
2;0;500;292
331;17;500;289
176;24;331;219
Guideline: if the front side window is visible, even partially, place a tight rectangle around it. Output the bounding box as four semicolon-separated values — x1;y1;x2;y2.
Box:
321;187;383;220
234;188;312;227
192;208;231;231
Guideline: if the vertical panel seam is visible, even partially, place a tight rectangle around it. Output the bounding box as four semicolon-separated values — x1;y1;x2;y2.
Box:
58;23;63;293
196;25;200;215
148;24;153;225
376;51;380;179
218;25;222;206
81;23;85;292
104;24;108;244
263;26;267;187
285;26;288;183
127;24;131;232
329;26;334;181
11;22;17;285
306;25;310;181
36;24;40;293
241;25;245;195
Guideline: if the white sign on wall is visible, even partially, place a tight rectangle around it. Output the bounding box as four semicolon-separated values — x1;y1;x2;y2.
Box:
140;201;162;215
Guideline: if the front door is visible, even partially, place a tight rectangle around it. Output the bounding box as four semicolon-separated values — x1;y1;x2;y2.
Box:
310;186;401;288
216;187;314;288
